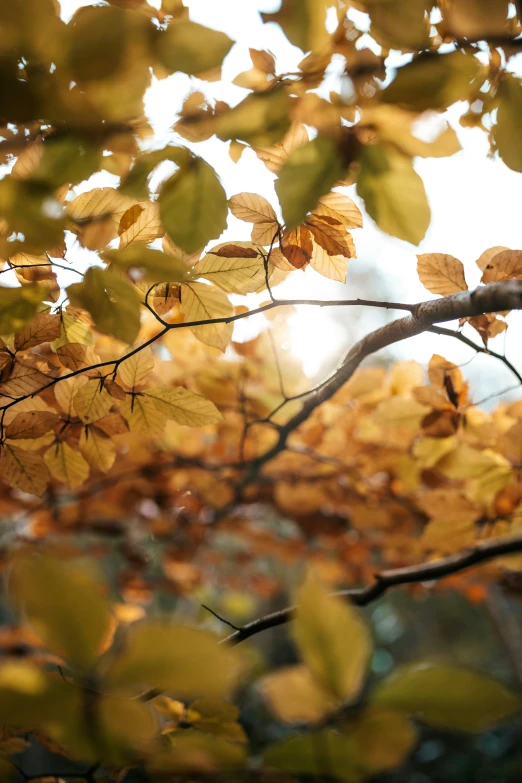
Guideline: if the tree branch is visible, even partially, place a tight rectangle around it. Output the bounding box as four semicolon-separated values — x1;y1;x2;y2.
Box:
428;324;522;384
222;533;522;645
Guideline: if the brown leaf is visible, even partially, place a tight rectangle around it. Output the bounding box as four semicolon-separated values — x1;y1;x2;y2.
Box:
1;444;50;497
476;246;509;272
417;253;468;296
211;244;259;259
228;193;278;224
5;411;59;440
56;343;99;371
481;250;522;283
281;227;313;269
118;204;145;235
14;313;61;351
306;215;355;259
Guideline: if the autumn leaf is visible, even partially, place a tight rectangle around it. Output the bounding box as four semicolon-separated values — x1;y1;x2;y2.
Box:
144;387;222;426
117;347;155;390
44;442;90;489
120;395;167;437
180;282;234;351
276;137;345;229
1;445;50;497
357;143;430;245
481;249;522;283
160;157;228;255
193;243;268;295
229;193;278;224
14;313;61;351
155;20;233;76
79;427;116;473
417;253;468;295
10;553;111;669
73;379;113;424
118;202;163;249
0;285;45;335
259;664;336;724
5;411;58;440
292;574;372;702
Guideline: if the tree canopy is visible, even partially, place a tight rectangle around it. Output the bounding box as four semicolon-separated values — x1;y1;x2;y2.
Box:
2;0;522;780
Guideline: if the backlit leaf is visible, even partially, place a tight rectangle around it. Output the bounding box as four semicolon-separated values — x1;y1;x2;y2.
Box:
481;249;522;283
229;193;278;224
79;427;117;473
0;285;45;336
217;89;290;147
67;267;141;344
14;313;61;351
5;411;58;440
417;253;468;295
144;387;222;426
103;246;189;283
118;202;163;249
276;137;345;229
160;158;228;255
495;74;522;173
44;442;90;489
357;143;430;245
73;379;113;424
193;243;268;294
156;20;233;75
117;347;155;390
120;394;167;437
265;730;361;782
180;282;234;351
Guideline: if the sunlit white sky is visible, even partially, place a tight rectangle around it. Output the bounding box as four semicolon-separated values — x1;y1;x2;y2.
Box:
57;0;522;405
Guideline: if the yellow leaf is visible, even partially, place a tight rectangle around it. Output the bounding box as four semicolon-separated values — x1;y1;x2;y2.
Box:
314;191;363;229
310;243;349;282
259;664;336;723
118;202;164;250
1;445;49;497
261;0;333;53
417;253;468;295
347;707;417;774
55;342;99;371
54;375;89;417
5;410;58;440
481;249;522;283
292;574;372;702
44;442;90;489
79;427;116;473
73;379;113;423
145;387;222;426
412;436;457;469
255;122;309;174
105;621;242;699
120;394;167;437
180;282;233;351
10;553;111;669
371;663;522;732
229;193;278;224
117;346;155;390
66;186;136;226
51;312;94;349
421;518;476;553
193;242;269;295
438;444;510;480
103;245;189;283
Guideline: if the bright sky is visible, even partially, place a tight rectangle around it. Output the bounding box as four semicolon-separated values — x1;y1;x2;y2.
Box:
57;0;522;405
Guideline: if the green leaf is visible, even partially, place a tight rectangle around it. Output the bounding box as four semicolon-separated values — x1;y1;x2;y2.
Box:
66;4;128;82
261;0;333;53
155;20;233;75
276;137;344;229
105;620;242;699
119;145;190;199
265;730;362;782
356;143;430;245
10;553;111;670
292;574;372;703
365;0;430;51
67;267;141;344
102;246;189;283
495;74;522;172
159;157;228;254
371;663;522;732
0;284;45;335
382;51;482;112
217;89;291;147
